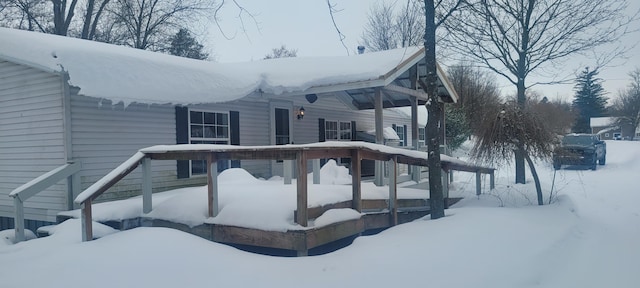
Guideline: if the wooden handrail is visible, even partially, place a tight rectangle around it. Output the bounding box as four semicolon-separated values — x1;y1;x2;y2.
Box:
9;161;81;243
74;152;145;204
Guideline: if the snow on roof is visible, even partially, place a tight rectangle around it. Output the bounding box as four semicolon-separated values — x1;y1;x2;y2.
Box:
591;117;616;127
0;28;422;106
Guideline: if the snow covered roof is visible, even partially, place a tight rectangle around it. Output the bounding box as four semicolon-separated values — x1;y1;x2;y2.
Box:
0;28;454;106
591;117;616;128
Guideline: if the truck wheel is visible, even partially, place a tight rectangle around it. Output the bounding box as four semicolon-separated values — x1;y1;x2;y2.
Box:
590;156;597;170
599;154;606;165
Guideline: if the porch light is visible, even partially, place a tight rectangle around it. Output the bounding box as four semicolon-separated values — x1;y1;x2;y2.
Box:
297;106;305;120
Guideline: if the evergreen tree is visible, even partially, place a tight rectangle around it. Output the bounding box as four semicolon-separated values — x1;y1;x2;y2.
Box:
572;67;608;133
445;104;471;151
168;28;208;60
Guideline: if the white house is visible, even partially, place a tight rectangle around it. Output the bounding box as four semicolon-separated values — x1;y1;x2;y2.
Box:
0;28;457;231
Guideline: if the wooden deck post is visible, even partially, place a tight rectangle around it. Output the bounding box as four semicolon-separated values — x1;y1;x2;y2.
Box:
13;197;24;242
351;149;362;213
295;151;308;227
207;155;219;218
142;157;152;214
388;156;398;226
476;171;482;196
410;96;421;182
312;159;321;184
70;172;81;210
81;199;92;241
442;168;449;209
284;160;292;185
490;170;495;190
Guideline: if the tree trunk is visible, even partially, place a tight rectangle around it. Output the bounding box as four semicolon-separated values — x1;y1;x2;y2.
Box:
424;0;444;219
522;149;543;205
81;0;96;39
515;58;526;184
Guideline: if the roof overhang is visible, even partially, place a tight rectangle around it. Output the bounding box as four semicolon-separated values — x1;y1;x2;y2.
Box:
268;47;458;110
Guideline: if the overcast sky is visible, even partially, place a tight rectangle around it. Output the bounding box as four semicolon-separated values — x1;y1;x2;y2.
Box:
206;0;640;103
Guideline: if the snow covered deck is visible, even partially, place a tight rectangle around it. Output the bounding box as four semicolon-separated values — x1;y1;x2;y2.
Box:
73;141;487;255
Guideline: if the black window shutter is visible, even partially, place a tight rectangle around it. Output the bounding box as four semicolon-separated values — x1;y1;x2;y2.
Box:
230;111;241;168
351;121;357;141
318;118;325;142
403;124;408;146
175;106;189;179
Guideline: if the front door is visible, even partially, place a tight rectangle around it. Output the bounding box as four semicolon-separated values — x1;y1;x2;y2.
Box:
270;102;293;176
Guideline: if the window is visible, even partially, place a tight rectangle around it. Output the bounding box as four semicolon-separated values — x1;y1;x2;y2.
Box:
394;125;405;146
325;120;352;165
418;127;425;146
275;108;290;145
325;121;351;140
189;110;229;175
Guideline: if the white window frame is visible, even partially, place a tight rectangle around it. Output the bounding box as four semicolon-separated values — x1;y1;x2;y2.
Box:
325;120;352;141
418;127;426;146
188;109;230;176
395;125;405;146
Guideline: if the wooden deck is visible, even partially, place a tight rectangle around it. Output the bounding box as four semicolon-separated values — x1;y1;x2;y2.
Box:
72;197;461;256
72;142;489;255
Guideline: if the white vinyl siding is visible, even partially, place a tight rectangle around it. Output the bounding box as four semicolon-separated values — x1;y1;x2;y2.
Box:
70;96;273;202
0;60;66;222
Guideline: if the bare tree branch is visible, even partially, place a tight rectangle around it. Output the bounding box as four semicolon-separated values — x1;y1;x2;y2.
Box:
326;0;349;55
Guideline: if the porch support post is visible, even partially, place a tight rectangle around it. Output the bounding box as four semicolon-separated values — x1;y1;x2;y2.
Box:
410;96;421;182
284;160;292;185
70;171;81;210
312;159;321;184
490;170;495;190
374;88;385;186
207;155;219;217
295;151;308;227
142;157;152;214
388;156;398;226
13;197;24;242
476;171;482;196
442;168;449;209
351;149;362;212
81;199;92;242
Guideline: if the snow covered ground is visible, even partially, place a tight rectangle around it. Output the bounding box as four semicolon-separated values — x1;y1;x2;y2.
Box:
1;140;639;288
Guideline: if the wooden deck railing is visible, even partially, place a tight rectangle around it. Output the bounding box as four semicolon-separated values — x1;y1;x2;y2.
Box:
9;161;81;242
73;142;495;241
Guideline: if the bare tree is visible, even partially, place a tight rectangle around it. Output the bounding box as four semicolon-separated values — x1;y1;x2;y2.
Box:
106;0;213;50
1;0;49;32
612;68;640;140
528;93;575;136
1;0;110;38
472;100;557;205
80;0;110;39
447;63;501;136
263;45;297;59
361;0;425;52
444;0;637;184
361;1;399;51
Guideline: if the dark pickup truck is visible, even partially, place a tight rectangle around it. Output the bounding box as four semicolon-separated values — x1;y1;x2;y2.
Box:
553;134;606;170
